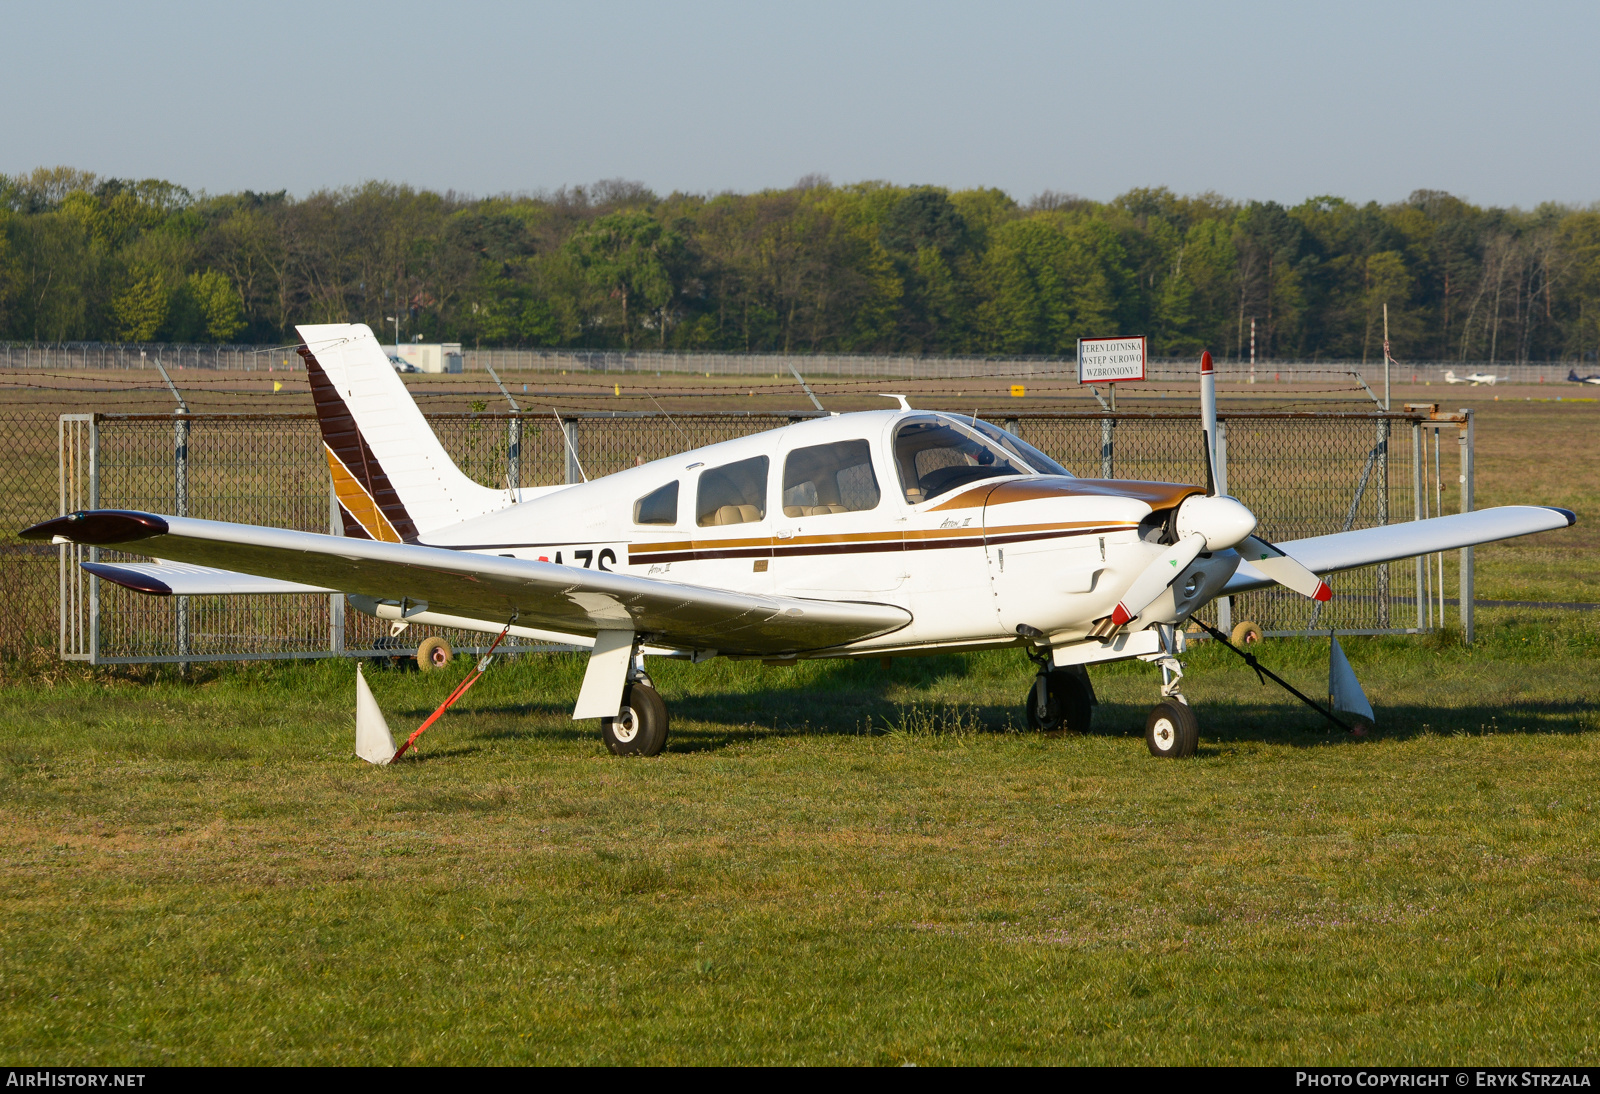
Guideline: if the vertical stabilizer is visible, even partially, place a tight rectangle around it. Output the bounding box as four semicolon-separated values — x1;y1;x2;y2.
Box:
356;663;397;765
1328;637;1375;725
296;323;507;539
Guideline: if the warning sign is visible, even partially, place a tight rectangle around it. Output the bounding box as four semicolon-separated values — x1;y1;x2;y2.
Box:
1077;336;1147;384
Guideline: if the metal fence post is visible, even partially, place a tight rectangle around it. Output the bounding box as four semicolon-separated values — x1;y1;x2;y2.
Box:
89;416;99;664
1459;409;1474;644
1376;418;1390;629
329;478;345;656
1413;420;1424;632
564;417;582;485
174;413;190;667
1215;419;1231;635
507;416;522;494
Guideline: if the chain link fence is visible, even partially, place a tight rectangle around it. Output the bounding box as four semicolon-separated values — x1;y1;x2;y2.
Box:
12;407;1472;665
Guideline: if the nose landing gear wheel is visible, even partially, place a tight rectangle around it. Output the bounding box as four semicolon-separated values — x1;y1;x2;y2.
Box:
601;681;670;756
1145;700;1199;758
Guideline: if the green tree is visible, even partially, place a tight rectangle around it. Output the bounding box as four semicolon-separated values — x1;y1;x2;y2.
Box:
112;267;168;341
563;210;681;349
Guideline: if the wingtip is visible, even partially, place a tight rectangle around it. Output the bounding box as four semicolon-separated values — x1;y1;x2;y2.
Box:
19;510;169;545
81;562;173;596
1546;507;1577;527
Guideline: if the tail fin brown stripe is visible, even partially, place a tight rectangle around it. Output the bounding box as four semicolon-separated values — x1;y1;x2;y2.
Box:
299;345;420;543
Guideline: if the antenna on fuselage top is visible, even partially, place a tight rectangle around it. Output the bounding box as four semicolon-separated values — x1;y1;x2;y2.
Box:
646;390;691;445
788;364;825;412
877;394;912;411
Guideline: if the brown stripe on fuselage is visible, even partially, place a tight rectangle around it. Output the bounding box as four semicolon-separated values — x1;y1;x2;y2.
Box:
929;475;1204;511
628;519;1139;564
299;344;420;543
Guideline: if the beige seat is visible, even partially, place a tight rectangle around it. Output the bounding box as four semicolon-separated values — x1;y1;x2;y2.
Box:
709;504;761;526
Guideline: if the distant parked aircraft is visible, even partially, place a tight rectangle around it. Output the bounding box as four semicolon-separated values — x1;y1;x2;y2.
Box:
1568;369;1600;386
1443;370;1506;386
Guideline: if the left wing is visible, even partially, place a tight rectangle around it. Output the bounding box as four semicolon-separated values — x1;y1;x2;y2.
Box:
24;510;911;656
1222;506;1575;594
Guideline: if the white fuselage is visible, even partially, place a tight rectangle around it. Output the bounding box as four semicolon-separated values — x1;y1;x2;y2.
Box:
397;410;1237;659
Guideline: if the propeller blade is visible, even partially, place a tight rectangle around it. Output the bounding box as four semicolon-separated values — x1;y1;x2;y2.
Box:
1107;532;1206;626
1201;429;1216;496
1238;534;1332;601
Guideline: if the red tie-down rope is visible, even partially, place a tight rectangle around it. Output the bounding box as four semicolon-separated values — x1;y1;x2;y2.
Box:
391;623;513;762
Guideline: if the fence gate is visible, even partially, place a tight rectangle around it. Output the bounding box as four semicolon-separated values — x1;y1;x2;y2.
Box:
56;408;1475;664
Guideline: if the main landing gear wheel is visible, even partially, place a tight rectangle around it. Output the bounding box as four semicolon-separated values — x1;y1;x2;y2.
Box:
1145;700;1199;759
601;681;670;757
1025;669;1094;735
416;635;453;672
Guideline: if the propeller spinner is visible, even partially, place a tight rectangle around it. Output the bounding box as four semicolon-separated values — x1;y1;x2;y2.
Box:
1096;351;1333;634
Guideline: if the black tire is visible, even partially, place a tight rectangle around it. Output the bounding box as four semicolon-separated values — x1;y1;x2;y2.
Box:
1145;700;1199;759
601;682;670;757
1025;669;1094;735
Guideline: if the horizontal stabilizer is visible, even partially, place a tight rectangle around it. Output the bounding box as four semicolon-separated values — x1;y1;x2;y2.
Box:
1223;506;1575;595
83;561;333;597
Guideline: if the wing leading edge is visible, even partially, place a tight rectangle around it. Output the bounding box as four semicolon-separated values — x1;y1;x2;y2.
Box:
1222;506;1576;595
23;510;910;657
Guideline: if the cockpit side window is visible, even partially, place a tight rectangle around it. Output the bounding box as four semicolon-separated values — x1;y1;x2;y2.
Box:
893;417;1028;504
782;440;880;517
633;481;679;525
696;455;769;526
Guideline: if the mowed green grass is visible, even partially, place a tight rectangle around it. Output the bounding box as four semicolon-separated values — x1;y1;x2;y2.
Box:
1;391;1595;1065
2;615;1598;1065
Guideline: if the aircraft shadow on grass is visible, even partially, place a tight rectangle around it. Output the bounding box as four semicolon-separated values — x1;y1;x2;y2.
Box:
378;653;1597;758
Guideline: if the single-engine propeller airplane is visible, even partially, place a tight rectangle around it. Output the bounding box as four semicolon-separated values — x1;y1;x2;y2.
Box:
1444;369;1507;386
23;325;1575;759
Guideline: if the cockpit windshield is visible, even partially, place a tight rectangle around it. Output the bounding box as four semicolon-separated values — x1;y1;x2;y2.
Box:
893;415;1067;504
961;417;1073;478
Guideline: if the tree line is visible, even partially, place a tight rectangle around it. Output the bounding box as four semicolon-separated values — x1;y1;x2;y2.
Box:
2;166;1598;362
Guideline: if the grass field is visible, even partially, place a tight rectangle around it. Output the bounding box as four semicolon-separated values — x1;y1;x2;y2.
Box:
0;380;1595;1065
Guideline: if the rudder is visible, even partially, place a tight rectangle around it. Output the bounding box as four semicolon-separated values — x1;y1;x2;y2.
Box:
297;323;505;540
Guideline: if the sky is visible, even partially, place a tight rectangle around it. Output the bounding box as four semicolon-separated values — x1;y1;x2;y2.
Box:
5;0;1598;209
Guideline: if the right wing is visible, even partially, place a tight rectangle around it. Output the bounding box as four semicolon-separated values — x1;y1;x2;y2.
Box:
1222;506;1575;595
25;510;910;657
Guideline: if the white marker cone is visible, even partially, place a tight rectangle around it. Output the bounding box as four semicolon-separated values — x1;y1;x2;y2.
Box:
1328;637;1375;726
355;663;397;765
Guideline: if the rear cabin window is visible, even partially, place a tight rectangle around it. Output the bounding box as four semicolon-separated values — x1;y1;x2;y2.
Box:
633;481;679;525
893;417;1029;504
782;440;880;517
696;456;769;527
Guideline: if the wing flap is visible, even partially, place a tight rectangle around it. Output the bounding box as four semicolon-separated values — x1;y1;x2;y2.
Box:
25;511;911;656
1223;506;1575;594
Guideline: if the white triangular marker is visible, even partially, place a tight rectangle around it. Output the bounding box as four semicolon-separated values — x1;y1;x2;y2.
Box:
356;663;397;765
1328;637;1375;725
